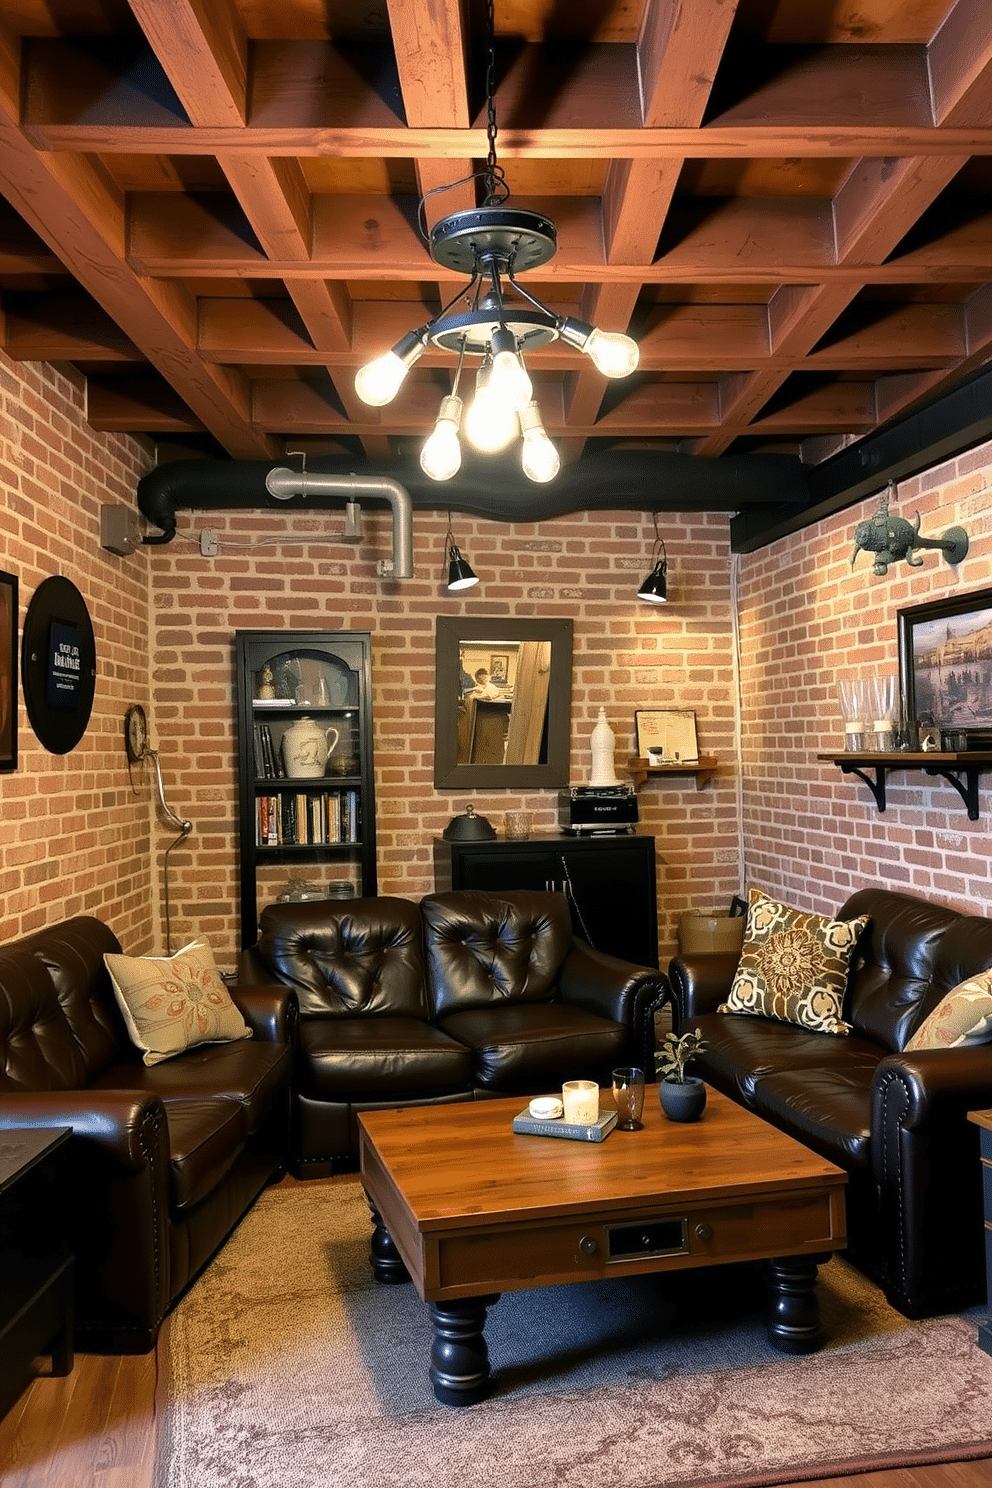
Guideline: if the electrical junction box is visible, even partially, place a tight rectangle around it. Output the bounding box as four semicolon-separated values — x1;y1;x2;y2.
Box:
99;504;140;556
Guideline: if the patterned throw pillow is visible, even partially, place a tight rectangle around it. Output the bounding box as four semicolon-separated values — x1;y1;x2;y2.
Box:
104;938;251;1067
718;888;869;1036
906;970;992;1051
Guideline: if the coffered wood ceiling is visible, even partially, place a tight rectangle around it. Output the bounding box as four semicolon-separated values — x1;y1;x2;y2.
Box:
3;0;992;544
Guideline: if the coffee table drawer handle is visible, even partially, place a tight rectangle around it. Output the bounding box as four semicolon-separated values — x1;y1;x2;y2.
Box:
579;1235;598;1255
695;1223;713;1242
606;1219;688;1258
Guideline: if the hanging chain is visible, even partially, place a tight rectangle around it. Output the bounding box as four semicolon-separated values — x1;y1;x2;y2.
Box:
483;0;508;205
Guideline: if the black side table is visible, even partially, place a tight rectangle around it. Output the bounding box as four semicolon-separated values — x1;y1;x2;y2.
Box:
0;1127;74;1418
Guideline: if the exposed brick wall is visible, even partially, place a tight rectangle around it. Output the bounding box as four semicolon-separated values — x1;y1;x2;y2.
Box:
738;442;992;918
148;504;740;966
0;350;155;948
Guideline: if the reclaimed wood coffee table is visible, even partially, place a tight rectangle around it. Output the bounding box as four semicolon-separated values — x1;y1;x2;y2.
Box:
358;1086;846;1405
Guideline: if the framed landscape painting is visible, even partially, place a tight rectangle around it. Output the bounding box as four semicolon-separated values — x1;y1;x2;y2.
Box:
0;569;17;771
898;585;992;740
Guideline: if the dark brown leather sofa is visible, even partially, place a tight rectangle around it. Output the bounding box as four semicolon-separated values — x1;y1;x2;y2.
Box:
0;916;292;1352
236;888;667;1174
668;887;992;1318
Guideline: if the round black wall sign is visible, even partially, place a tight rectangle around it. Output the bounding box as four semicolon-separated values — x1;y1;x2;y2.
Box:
22;575;97;754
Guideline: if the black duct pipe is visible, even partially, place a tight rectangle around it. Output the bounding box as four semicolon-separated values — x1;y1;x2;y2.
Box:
136;448;811;541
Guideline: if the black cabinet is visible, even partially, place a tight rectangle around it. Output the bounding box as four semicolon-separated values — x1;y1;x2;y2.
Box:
434;833;658;968
235;631;377;947
0;1127;73;1419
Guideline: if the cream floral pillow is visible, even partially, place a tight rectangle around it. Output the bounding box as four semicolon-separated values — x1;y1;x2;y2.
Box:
906;969;992;1051
105;939;251;1067
718;888;869;1036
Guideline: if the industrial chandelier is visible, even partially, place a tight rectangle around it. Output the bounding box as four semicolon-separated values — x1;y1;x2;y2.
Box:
353;1;639;485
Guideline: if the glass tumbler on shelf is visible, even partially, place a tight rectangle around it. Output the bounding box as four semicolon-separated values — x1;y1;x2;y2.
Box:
868;674;897;752
836;677;867;752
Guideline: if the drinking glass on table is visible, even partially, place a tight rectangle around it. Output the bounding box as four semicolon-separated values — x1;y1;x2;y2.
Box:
612;1067;646;1130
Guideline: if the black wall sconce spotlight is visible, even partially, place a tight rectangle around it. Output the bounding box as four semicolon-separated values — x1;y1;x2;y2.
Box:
445;521;479;591
637;518;668;604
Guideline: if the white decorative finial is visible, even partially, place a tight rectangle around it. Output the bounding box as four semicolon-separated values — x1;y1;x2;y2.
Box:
589;707;620;786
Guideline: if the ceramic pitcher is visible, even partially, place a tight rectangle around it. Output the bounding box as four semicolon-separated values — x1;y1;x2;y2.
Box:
281;716;339;778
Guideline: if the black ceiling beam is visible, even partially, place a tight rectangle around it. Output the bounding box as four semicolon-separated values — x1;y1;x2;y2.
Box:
730;364;992;553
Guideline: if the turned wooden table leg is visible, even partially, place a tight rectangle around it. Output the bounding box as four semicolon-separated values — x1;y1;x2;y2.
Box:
428;1294;501;1406
765;1254;828;1354
366;1198;411;1285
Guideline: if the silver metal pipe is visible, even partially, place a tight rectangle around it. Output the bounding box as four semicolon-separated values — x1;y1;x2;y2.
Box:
264;467;414;579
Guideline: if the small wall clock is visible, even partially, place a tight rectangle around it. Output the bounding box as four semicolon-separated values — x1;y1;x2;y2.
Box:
124;704;148;764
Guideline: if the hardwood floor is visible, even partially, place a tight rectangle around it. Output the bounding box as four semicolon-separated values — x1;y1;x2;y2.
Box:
1;1174;988;1488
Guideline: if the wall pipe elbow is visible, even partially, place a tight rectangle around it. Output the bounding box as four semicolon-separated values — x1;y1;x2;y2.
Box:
263;468;413;579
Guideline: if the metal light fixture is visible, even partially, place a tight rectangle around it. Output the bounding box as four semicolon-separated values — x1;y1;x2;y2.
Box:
444;519;479;591
638;518;668;604
353;0;638;484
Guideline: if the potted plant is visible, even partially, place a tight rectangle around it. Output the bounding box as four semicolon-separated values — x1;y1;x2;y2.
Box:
657;1027;708;1122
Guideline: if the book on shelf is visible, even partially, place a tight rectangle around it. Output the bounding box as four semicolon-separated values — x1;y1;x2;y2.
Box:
256;723;277;778
255;786;364;848
511;1107;618;1142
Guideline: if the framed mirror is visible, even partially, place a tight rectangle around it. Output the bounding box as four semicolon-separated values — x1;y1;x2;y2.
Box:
434;617;573;788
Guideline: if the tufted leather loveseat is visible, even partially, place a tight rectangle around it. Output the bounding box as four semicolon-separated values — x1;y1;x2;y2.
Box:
235;888;667;1175
668;887;992;1319
0;915;292;1351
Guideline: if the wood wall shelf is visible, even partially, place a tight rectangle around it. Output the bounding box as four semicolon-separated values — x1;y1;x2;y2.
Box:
817;751;992;821
626;755;718;790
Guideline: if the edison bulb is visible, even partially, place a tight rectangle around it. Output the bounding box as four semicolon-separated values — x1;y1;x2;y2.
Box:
420;396;463;481
518;401;560;482
489;348;532;412
521;426;560;483
582;327;639;378
463;388;518;454
354;351;409;406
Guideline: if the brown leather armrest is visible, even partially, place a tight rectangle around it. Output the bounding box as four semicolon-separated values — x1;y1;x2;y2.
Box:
228;982;296;1043
873;1046;992;1132
558;939;662;1020
667;952;740;1028
0;1089;168;1173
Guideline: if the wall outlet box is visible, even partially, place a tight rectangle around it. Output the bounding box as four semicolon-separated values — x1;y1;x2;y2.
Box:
200;529;220;556
100;504;139;556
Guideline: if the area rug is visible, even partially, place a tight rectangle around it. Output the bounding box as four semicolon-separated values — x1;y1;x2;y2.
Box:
158;1178;992;1488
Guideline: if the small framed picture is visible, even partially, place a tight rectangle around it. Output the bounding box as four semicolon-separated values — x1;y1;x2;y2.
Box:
0;568;17;771
489;654;509;686
635;709;699;763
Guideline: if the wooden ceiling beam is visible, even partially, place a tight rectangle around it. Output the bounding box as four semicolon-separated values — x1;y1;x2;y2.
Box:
3;296;142;362
124;187;992;282
30;121;992;158
710;44;933;131
86;377;206;432
693;142;973;454
386;0;470;129
25;37;975;142
638;0;742;127
928;0;992;126
0;23;274;458
126;0;248;127
848;284;992;429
